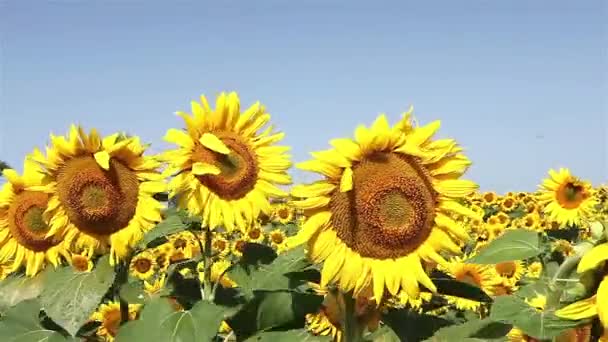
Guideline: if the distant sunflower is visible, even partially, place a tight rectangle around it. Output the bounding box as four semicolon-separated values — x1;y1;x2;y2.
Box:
231;238;248;258
441;255;500;311
269;228;287;251
130;251;156;280
90;301;141;341
245;225;265;243
538;168;596;227
494;260;525;285
0;159;70;276
521;212;541;231
162;92;292;232
211;234;230;257
197;259;236;288
30;126;165;264
153;244;171;271
482;192;498;206
272;203;294;224
526;261;543;279
71;252;93;272
500;196;518;212
287;112;479;302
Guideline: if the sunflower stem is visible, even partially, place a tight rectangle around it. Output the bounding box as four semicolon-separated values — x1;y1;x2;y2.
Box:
115;260;130;324
202;226;214;302
342;292;363;342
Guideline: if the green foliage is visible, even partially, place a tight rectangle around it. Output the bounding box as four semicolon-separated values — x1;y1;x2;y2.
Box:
425;318;512;341
116;297;230;342
467;229;542;264
381;309;452;342
40;256;115;336
244;329;331;341
137;212;188;249
0;270;48;314
431;271;493;303
0;299;77;341
489;295;588;339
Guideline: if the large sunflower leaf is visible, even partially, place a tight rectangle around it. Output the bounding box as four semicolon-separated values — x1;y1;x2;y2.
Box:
115;297;231;342
363;326;401;341
489;295;589;339
0;299;77;341
40;256;115;336
424;317;511;341
244;329;331;341
466;229;541;264
228;245;312;300
381;309;452;342
0;269;48;314
138;213;187;248
431;271;493;303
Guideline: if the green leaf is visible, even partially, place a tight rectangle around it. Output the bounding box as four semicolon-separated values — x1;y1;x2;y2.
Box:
115;297;230;342
364;326;401;342
425;318;511;341
382;309;452;342
138;214;187;248
467;229;541;264
40;256;115;336
489;295;588;339
256;291;323;331
0;270;48;314
244;329;331;342
0;299;75;341
119;281;150;305
229;246;312;299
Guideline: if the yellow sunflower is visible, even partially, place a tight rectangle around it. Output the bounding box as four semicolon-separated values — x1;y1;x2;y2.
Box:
0;261;11;280
272;203;294;224
231;238;248;258
162;92;292;232
90;300;141;341
494;260;525;286
287;112;480;302
70;252;93;272
143;274;167;296
197;259;236;288
538;168;596;227
0;159;70;276
29;126;165;264
269;228;287;251
441;255;501;311
245;225;265;243
526;261;543;279
153;245;171;271
130;251;156;280
482;191;498;206
211;233;230;257
500;195;518;212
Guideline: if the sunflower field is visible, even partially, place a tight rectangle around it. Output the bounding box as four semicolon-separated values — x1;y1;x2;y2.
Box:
0;92;607;342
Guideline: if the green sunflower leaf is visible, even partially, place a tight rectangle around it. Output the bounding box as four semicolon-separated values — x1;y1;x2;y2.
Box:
363;325;401;342
40;256;115;336
489;295;589;339
466;229;542;264
0;269;48;314
244;329;331;341
115;297;231;342
381;309;452;342
138;213;187;248
0;299;77;341
424;317;512;341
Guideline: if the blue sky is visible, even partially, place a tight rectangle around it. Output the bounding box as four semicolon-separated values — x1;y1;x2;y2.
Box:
1;0;606;192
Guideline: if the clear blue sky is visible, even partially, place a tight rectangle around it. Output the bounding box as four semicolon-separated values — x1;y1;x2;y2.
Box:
1;0;606;192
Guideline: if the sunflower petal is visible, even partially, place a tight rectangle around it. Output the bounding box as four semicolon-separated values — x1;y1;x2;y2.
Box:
192;162;221;176
93;151;111;170
340;167;353;192
199;133;230;155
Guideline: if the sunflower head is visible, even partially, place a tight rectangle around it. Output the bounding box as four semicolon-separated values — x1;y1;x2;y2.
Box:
0;158;70;276
162;92;292;232
29;126;165;264
71;253;93;272
91;301;141;340
130;251;156;280
538;169;596;227
288;112;479;302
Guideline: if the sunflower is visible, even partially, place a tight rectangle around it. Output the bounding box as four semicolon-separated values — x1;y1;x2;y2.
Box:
494;260;525;285
29;126;165;264
130;251;156;280
482;191;498;206
90;300;141;341
71;252;93;272
0;261;11;280
441;255;501;311
162;92;292;233
211;234;230;257
554;239;575;257
269;228;287;251
496;212;511;226
153;245;171;271
520;212;541;231
538;168;596;227
231;238;248;258
500;195;518;212
526;261;543;279
0;159;70;276
394;291;433;311
272;203;294;224
245;225;265;243
287;112;479;302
